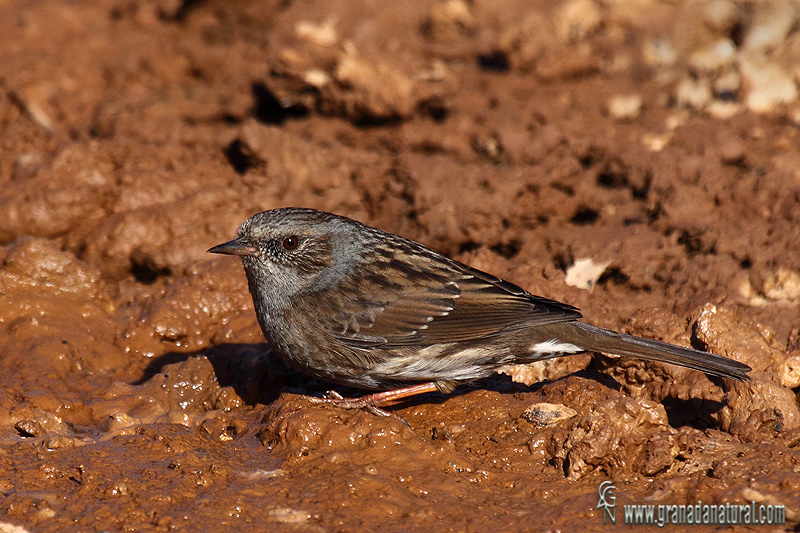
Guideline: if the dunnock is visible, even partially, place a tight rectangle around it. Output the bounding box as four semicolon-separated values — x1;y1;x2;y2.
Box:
209;208;750;409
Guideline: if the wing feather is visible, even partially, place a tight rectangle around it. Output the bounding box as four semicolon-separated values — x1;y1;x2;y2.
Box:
322;239;582;349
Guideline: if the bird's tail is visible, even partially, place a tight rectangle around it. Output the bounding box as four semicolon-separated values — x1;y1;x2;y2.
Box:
557;321;752;381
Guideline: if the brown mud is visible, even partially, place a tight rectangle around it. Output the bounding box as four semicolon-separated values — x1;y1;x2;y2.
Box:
2;0;800;531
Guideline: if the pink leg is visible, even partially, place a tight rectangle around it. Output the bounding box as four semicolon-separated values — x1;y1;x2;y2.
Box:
305;382;439;412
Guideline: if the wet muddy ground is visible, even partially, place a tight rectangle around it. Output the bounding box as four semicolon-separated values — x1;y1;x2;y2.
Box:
2;0;800;531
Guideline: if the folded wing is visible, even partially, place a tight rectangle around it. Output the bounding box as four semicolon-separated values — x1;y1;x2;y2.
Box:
322;241;582;348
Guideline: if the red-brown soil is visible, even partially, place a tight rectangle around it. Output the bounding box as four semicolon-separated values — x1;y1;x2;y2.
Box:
1;0;799;531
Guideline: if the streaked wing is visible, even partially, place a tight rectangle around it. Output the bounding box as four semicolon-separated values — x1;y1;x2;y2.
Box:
326;240;582;348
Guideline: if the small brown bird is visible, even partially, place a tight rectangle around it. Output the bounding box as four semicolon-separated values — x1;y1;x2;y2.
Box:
208;208;750;410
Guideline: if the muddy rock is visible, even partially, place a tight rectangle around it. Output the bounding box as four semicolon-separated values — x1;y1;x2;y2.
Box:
694;303;788;378
0;238;122;417
552;397;674;479
691;304;800;438
420;0;476;43
71;187;249;280
334;49;415;122
118;260;256;359
720;378;800;441
0;144;114;243
501;354;593;386
90;356;243;434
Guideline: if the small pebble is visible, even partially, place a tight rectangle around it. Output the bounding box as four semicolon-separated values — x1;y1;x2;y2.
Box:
607;94;642;121
521;403;578;428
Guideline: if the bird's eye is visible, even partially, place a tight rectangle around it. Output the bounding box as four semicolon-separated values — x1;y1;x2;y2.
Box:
282;236;299;250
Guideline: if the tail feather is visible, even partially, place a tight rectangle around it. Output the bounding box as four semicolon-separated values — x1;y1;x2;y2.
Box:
569;322;751;381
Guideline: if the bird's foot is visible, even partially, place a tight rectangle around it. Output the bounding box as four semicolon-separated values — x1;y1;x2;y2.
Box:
303;382;440;425
304;391;400;421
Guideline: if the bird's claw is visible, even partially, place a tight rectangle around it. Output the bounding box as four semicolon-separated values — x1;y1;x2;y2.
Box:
302;392;409;426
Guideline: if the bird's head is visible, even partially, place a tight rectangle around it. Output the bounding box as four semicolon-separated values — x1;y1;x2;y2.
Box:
208;208;369;307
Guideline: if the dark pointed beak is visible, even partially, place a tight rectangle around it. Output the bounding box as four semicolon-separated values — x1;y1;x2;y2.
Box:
207;236;259;257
